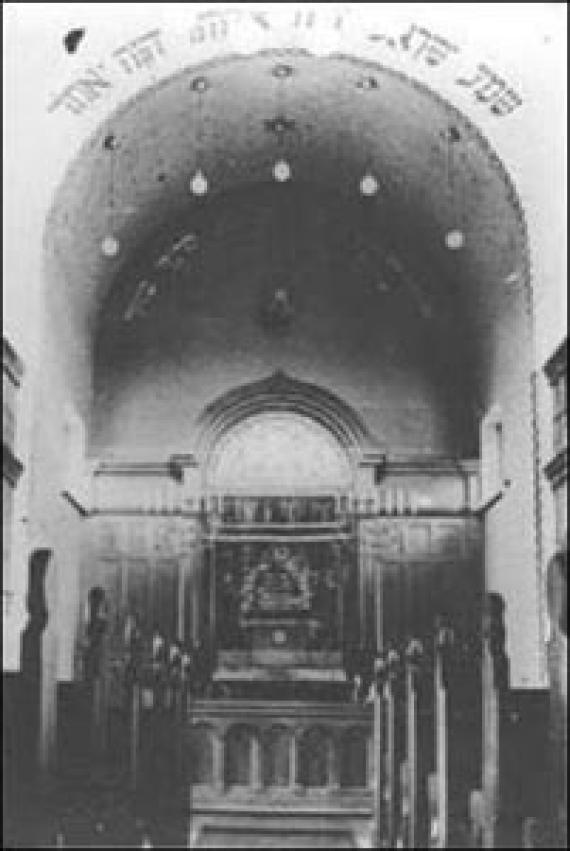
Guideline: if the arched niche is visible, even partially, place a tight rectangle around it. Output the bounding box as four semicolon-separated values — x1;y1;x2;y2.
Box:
198;371;376;495
340;727;368;789
189;723;215;785
262;725;291;788
225;724;256;788
297;726;332;788
207;411;353;496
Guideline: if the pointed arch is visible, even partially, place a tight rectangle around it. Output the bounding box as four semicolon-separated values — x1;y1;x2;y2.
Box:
196;370;379;464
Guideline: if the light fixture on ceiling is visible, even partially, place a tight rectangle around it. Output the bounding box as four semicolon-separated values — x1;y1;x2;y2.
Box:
101;235;120;257
443;123;467;252
355;96;378;199
270;58;294;184
273;159;291;183
504;270;520;286
190;75;210;94
102;124;120;256
356;75;378;91
103;133;118;151
440;125;461;143
189;169;208;196
360;173;379;197
190;75;209;197
445;229;465;250
264;115;296;136
272;63;294;80
259;287;294;334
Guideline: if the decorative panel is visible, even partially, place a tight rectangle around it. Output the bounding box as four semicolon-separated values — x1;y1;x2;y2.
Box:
153;558;179;639
127;519;149;556
225;725;253;787
298;727;330;787
180;521;199;553
154;519;181;557
98;520;122;556
92;457;479;517
405;523;431;557
92;468;187;515
380;562;400;647
431;522;463;557
126;558;152;630
340;728;368;788
213;539;346;652
183;549;201;646
375;522;403;556
263;725;290;788
357;517;482;648
190;724;214;785
96;558;123;638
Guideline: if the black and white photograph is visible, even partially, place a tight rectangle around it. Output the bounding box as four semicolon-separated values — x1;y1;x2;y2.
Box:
3;3;567;847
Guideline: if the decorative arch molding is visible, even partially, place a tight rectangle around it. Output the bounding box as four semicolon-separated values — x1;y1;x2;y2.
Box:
195;370;381;466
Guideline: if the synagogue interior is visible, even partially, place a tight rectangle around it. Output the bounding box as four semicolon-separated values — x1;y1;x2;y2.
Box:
3;4;567;848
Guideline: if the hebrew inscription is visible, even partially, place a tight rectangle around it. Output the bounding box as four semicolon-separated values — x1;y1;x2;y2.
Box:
46;8;523;119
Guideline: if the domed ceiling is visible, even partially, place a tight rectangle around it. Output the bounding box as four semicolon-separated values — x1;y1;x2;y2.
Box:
45;49;529;362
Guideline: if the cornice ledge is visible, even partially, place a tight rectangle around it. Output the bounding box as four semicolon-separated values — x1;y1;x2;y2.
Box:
3;337;24;387
544;447;568;486
382;455;479;476
3;443;24;486
94;459;179;477
543;337;567;385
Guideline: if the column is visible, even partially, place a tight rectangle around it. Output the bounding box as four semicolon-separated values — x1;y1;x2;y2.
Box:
384;649;399;847
251;733;262;792
192;549;200;644
327;733;340;791
187;529;204;646
434;622;453;849
213;731;225;793
93;675;107;754
289;730;300;792
359;530;368;648
373;684;384;846
209;539;216;654
405;638;423;849
376;554;383;653
481;593;508;849
130;683;140;791
177;548;187;643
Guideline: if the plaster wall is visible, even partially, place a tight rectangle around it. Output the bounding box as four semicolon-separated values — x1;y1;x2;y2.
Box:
91;185;475;460
19;282;92;767
470;230;544;685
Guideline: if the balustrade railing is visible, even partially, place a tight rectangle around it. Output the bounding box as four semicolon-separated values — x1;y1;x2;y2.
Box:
186;700;372;796
91;458;480;518
214;495;341;526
